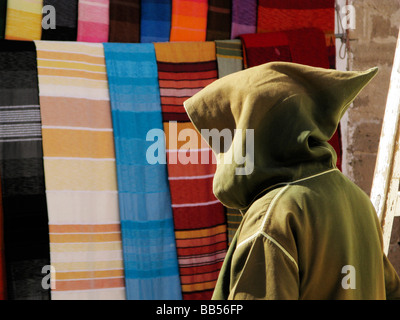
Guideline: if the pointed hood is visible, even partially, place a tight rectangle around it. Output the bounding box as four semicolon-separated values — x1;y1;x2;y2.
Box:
184;62;378;211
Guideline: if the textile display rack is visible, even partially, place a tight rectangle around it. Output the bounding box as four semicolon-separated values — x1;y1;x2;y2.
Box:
0;0;337;300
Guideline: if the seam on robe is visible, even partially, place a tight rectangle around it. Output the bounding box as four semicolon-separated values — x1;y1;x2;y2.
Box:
235;168;340;270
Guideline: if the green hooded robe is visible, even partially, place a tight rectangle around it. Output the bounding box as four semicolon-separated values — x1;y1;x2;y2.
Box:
183;62;400;300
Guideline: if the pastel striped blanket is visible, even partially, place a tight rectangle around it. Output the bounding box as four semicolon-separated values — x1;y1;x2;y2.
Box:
35;41;125;300
103;43;182;300
154;42;228;300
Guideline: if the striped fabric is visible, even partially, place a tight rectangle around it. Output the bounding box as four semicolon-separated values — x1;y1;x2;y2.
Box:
206;0;231;41
230;0;257;39
103;43;182;300
215;39;243;245
35;41;125;300
0;0;6;39
109;0;140;43
41;0;78;40
215;39;243;78
77;0;109;42
0;173;5;300
154;42;227;300
141;0;171;43
169;0;208;41
0;40;50;300
256;0;336;68
4;0;43;40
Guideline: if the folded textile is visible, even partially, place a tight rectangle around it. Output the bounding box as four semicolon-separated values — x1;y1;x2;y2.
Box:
206;0;231;41
5;0;43;40
215;39;243;78
0;40;50;300
230;0;256;39
41;0;78;40
256;0;336;68
240;28;342;170
0;0;6;39
170;0;208;41
103;43;182;300
141;0;171;42
154;42;227;300
35;41;125;300
77;0;109;42
109;0;140;43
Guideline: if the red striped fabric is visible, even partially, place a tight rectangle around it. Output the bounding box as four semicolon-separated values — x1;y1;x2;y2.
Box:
256;0;336;69
154;42;227;300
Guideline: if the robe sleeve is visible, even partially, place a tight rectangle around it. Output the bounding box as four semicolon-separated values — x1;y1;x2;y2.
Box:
228;233;299;300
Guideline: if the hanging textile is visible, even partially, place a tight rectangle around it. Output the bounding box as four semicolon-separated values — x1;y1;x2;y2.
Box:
0;40;50;300
41;0;78;40
35;41;125;300
77;0;109;42
154;42;227;300
215;39;243;78
230;0;257;39
240;28;330;68
169;0;208;41
140;0;171;43
4;0;43;40
206;0;231;41
0;173;6;300
109;0;140;43
0;0;6;39
256;0;336;68
103;43;182;300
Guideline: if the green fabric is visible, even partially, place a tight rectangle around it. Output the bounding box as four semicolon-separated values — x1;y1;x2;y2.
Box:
184;62;400;299
0;0;6;39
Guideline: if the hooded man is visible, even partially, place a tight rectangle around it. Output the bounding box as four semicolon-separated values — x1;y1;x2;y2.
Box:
183;61;400;300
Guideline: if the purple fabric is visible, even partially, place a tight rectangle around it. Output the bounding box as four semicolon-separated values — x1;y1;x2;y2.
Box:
231;0;257;39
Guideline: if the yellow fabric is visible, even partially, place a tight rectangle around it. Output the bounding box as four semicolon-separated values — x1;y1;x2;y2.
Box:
5;0;43;40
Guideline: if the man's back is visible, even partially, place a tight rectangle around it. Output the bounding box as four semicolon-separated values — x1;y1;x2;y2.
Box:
214;169;400;299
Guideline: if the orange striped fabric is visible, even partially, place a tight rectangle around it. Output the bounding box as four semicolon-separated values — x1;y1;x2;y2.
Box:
170;0;208;41
35;41;126;300
154;42;228;300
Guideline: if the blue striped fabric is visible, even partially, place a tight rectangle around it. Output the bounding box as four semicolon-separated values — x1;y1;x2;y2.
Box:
140;0;171;42
103;43;182;300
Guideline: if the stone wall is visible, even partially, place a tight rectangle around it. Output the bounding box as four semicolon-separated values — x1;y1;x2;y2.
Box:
341;0;400;195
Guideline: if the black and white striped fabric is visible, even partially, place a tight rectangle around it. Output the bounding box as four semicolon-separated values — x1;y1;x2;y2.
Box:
0;40;50;300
